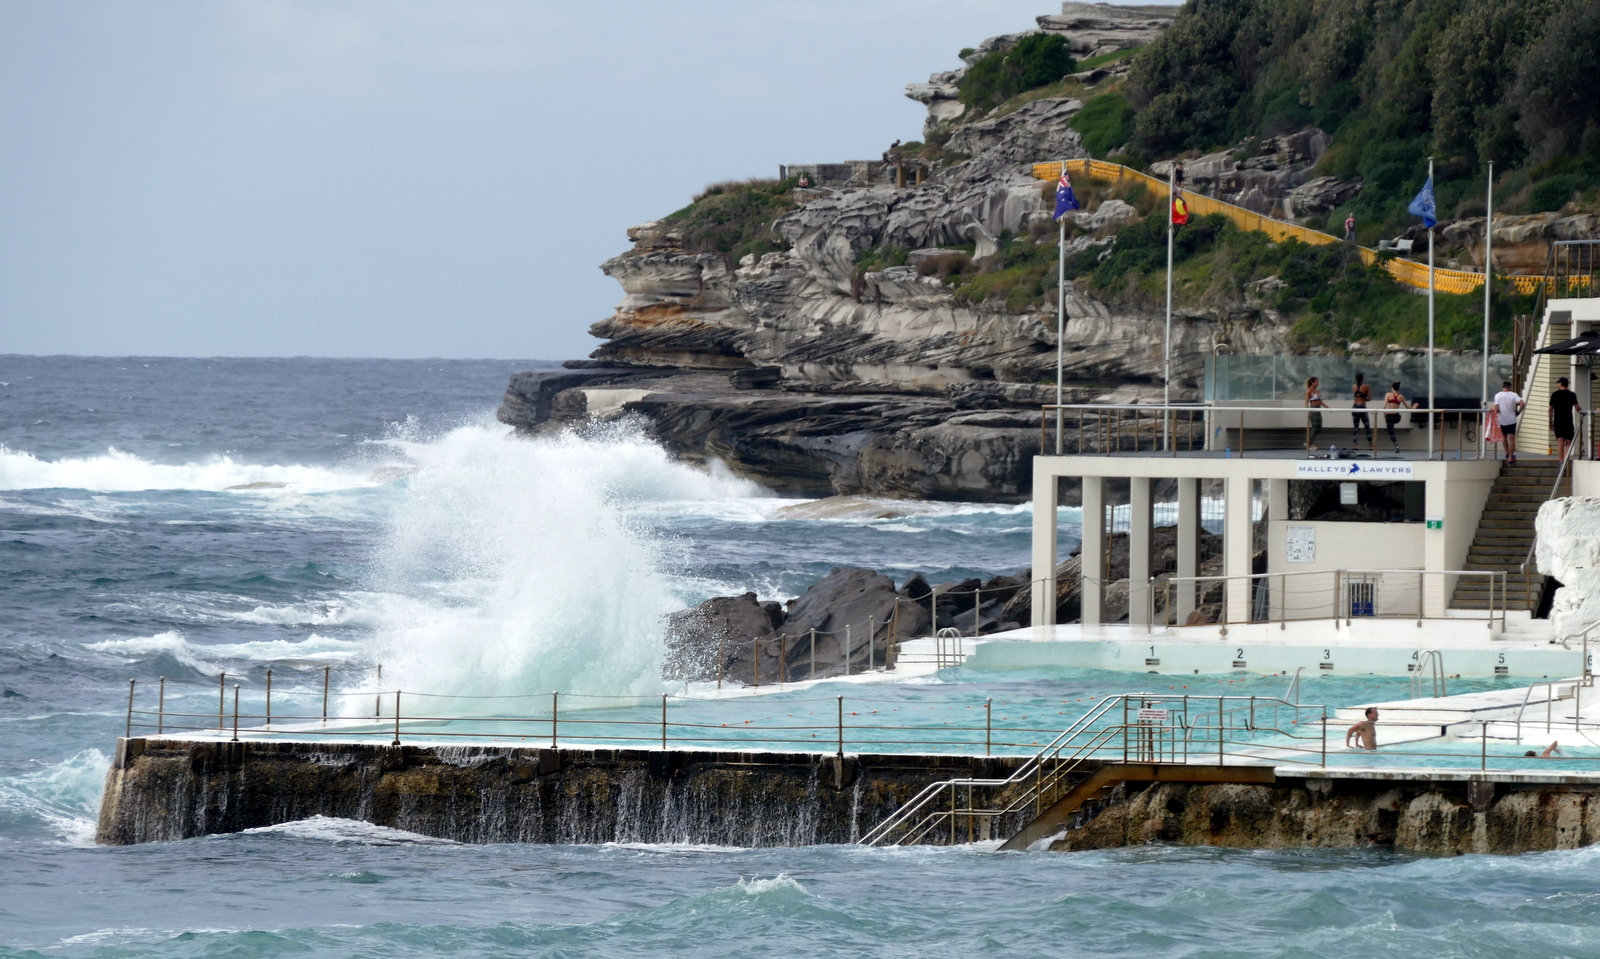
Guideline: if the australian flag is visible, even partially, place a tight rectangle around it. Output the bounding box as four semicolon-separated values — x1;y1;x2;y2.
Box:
1408;175;1437;229
1053;169;1081;220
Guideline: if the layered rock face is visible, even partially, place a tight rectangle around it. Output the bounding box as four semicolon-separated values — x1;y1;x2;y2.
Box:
496;5;1296;501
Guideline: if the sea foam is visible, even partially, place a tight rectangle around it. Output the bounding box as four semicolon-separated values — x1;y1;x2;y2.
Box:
360;422;765;703
0;445;378;492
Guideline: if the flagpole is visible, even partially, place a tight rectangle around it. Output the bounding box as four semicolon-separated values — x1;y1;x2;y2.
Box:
1427;156;1436;461
1164;166;1174;451
1482;161;1493;444
1055;160;1066;455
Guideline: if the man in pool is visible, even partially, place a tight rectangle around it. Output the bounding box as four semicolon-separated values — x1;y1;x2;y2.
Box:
1345;706;1378;749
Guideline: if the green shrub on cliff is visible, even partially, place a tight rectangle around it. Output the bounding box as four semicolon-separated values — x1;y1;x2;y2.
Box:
958;34;1076;114
664;178;799;262
1070;93;1137;159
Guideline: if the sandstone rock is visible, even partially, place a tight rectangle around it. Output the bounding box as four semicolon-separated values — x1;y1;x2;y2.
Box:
1441;213;1600;271
1535;497;1600;640
1036;3;1178;55
1150;128;1332;217
1284;176;1363;219
945;98;1086;165
1063;197;1138;233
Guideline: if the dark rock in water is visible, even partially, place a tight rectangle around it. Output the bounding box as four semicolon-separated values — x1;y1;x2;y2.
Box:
666;568;930;685
664;592;781;683
898;572;932;603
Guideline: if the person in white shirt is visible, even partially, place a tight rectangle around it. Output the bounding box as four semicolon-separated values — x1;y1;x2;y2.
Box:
1492;380;1525;464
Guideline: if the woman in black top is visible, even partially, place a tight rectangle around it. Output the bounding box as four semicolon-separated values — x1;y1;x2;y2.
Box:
1550;376;1583;462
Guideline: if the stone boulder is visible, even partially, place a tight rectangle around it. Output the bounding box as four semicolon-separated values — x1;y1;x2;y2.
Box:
663;592;783;683
1535;497;1600;640
667;570;932;685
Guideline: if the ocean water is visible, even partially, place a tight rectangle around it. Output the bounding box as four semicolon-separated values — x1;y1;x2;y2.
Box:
1;356;1595;958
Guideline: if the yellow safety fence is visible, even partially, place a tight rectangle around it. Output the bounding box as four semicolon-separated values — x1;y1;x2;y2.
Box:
1032;159;1574;298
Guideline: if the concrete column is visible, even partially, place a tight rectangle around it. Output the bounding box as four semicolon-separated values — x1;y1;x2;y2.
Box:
1081;476;1105;626
1030;468;1059;629
1176;477;1200;622
1224;475;1254;624
1129;477;1153;626
1265;479;1289;622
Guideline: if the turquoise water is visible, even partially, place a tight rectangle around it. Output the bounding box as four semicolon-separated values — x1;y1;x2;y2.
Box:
6;358;1600;958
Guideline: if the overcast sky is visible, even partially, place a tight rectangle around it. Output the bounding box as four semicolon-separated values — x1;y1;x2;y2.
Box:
1;1;1078;360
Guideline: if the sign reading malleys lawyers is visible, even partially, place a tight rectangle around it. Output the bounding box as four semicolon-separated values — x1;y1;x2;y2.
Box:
1295;460;1414;479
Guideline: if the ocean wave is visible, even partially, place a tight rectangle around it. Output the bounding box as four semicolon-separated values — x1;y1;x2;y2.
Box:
236;816;457;845
82;631;361;673
0;445;382;493
0;749;109;844
361;424;737;700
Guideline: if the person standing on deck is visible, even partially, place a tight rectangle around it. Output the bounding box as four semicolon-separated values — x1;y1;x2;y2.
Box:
1305;377;1328;451
1350;372;1374;453
1493;380;1525;464
1384;381;1413;454
1550;376;1583;462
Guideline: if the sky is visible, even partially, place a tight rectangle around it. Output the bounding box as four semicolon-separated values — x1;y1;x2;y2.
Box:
0;0;1080;360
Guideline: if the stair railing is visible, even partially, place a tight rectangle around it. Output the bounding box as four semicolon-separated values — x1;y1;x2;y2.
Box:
856;693;1325;847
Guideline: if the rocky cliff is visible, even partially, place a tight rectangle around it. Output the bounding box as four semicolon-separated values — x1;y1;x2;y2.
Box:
496;4;1311;500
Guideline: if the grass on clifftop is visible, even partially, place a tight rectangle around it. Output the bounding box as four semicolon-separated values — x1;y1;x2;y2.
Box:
663;178;800;262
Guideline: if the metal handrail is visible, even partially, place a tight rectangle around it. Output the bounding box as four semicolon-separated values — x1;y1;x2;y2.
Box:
856;692;1326;847
1409;649;1446;699
1039;401;1509;460
1150;567;1507;632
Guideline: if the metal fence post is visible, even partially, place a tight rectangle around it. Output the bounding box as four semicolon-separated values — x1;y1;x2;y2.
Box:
157;677;165;735
1218;697;1225;765
323;666;330;724
1321;707;1327;767
125;679;135;738
231;685;240;743
265;667;272;727
392;691;401;747
985;698;992;756
1481;720;1487;770
661;693;668;749
973;589;981;636
219;672;226;731
837;695;844;758
551;691;559;748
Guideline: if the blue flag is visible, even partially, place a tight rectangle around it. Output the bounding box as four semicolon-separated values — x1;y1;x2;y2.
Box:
1053;170;1081;220
1408;176;1437;229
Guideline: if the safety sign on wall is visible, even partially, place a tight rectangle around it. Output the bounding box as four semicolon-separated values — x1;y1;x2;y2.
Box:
1286;525;1316;563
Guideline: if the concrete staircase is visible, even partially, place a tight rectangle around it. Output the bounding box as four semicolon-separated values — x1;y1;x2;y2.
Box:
1450;460;1564;612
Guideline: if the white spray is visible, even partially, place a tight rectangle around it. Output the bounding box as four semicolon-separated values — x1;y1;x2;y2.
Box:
363;421;763;702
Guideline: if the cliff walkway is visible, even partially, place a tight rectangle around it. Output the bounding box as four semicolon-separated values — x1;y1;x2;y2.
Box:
1032;159;1569;297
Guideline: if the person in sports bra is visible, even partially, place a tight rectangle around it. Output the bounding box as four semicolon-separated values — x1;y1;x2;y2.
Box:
1384;382;1408;453
1350;373;1373;453
1305;377;1328;450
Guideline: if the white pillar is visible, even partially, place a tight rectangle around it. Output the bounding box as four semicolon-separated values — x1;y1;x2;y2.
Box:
1030;468;1059;629
1081;476;1105;626
1224;475;1254;624
1176;477;1200;622
1129;477;1153;626
1266;479;1289;621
